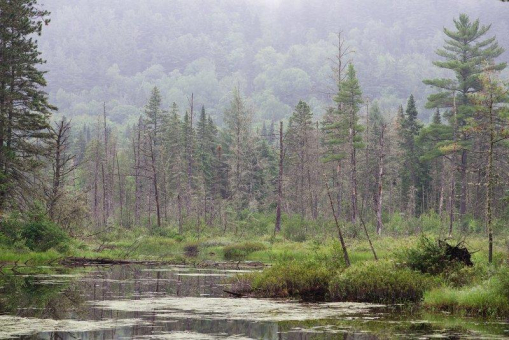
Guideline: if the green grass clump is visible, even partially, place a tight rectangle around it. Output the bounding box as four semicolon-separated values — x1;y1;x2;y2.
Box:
223;242;266;260
248;259;335;300
424;268;509;317
329;261;434;303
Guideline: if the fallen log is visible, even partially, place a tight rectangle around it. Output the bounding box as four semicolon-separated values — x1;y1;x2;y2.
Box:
59;257;166;267
223;289;245;298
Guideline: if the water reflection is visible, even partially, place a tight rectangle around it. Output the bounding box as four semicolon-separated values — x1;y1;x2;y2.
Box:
0;265;507;339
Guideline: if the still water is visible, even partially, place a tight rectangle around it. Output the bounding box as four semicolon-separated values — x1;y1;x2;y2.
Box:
0;265;507;339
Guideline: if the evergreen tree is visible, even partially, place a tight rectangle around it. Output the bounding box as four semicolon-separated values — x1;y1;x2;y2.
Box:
196;106;218;195
286;100;314;218
0;0;54;210
423;13;506;218
144;87;164;142
323;63;364;224
398;94;425;216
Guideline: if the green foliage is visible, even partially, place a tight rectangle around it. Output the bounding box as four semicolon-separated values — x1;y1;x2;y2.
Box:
223;242;266;260
329;261;434;303
21;220;70;252
282;217;308;242
0;212;69;253
402;237;471;275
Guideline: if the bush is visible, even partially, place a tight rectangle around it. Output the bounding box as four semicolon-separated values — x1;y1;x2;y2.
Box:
223;242;266;260
403;236;472;275
329;261;434;303
282;217;308;242
0;214;69;252
21;219;70;252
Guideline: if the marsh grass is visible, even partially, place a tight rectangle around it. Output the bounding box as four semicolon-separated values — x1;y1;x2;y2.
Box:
223;242;266;260
329;261;435;303
424;268;509;317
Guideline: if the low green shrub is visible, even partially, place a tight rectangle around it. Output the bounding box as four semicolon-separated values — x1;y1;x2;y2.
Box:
402;236;472;275
282;216;308;242
223;242;266;260
150;226;185;241
329;261;434;303
21;219;70;252
0;213;69;252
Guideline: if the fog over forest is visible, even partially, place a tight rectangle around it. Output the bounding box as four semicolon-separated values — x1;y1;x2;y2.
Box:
39;0;509;125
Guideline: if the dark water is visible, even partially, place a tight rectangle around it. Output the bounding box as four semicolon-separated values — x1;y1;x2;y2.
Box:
0;265;507;339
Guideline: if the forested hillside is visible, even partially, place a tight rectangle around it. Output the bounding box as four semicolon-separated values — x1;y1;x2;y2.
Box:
40;0;509;124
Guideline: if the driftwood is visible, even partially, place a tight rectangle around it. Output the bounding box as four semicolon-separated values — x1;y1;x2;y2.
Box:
60;257;168;267
223;289;244;297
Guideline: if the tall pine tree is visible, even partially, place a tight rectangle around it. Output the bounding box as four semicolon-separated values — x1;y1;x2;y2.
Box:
423;14;506;218
0;0;54;211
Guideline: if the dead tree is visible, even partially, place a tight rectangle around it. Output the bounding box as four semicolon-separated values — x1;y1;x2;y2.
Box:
275;121;283;234
47;119;75;220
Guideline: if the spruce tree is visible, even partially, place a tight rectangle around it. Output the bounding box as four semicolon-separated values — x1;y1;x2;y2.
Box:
286;100;314;218
323;63;364;224
398;95;425;216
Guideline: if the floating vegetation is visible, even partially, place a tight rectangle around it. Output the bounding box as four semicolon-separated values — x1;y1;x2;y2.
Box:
93;296;384;322
0;316;145;339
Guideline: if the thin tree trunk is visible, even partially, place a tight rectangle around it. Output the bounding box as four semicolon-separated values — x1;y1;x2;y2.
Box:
375;124;386;235
486;93;494;263
275;121;283;234
149;136;161;228
325;180;350;267
349;111;358;225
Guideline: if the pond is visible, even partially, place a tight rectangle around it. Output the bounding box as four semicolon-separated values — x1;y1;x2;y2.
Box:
0;265;507;339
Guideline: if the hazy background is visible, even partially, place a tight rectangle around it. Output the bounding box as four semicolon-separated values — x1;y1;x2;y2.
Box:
38;0;509;126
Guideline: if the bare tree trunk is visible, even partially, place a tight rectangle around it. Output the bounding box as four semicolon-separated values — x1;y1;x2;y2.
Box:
325;180;350;267
275;121;283;234
116;151;123;227
349;111;358;225
134;118;142;226
438;157;445;218
101;163;107;226
374;124;386;235
149;135;161;228
486;93;495;263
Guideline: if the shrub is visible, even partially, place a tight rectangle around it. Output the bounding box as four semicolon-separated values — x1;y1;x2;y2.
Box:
0;214;69;252
21;219;69;252
150;226;184;241
403;236;472;275
329;261;434;303
282;218;307;242
223;242;266;260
